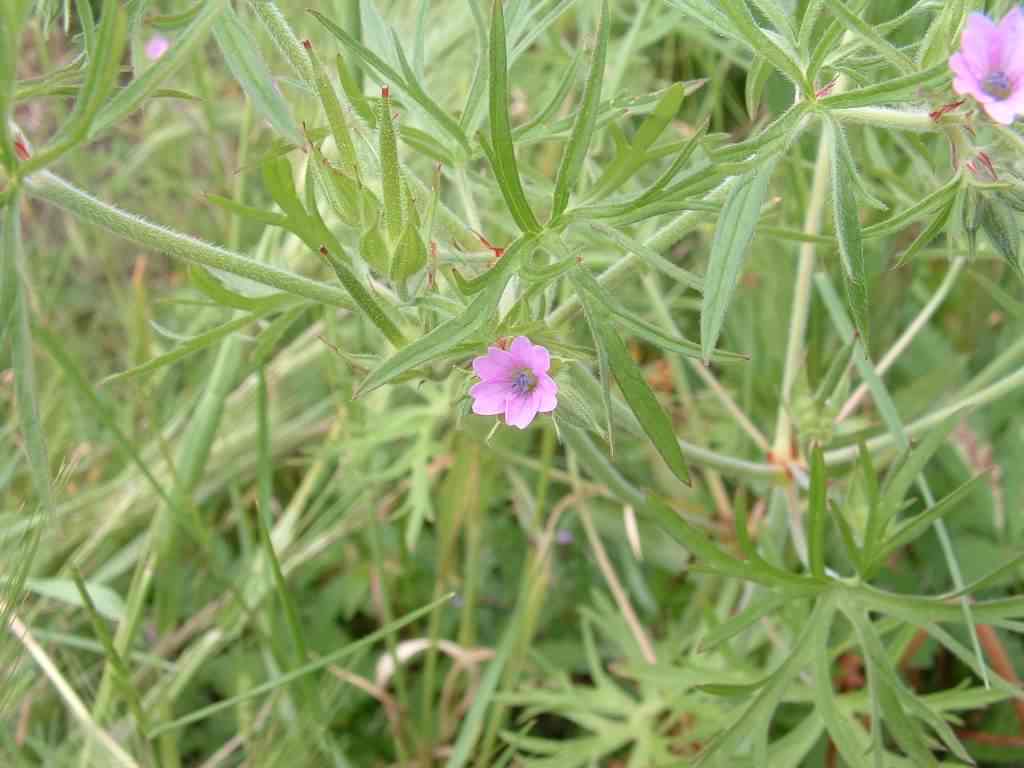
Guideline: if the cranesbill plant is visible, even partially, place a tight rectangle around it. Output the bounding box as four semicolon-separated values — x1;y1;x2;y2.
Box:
3;1;1024;766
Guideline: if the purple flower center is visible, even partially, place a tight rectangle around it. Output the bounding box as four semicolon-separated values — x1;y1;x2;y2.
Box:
512;369;536;394
983;71;1013;100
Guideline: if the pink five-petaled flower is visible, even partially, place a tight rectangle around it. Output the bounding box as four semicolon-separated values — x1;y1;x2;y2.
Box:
145;35;170;61
470;337;557;429
949;8;1024;125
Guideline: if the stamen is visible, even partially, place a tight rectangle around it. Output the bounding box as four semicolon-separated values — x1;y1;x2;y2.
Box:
513;370;534;394
983;71;1012;100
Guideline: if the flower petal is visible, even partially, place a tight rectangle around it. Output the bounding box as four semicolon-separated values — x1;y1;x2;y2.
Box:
473;346;516;380
950;53;986;100
528;343;551;374
508;336;535;366
1002;8;1024;82
983;95;1022;124
535;374;558;413
505;391;541;429
470;380;513;415
998;6;1024;35
960;12;1002;80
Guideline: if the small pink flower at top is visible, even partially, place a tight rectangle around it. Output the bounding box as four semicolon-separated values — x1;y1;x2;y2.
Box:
949;8;1024;124
470;336;558;429
145;34;170;61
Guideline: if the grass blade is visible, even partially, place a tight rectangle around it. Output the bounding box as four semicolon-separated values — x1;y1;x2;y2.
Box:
5;196;52;516
148;592;454;737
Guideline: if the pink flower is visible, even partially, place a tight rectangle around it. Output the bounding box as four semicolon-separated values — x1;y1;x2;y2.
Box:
949;9;1024;124
145;35;170;61
469;337;558;429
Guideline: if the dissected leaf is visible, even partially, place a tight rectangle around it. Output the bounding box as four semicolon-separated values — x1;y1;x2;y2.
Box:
550;0;608;220
701;159;776;362
828;119;870;343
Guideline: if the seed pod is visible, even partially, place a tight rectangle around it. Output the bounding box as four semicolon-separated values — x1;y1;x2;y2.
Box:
360;216;390;275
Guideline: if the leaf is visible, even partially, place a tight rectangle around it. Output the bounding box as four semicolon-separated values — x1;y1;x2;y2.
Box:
892;189;957;267
149;1;205;31
570;268;689;486
578;290;615;456
205;192;288;230
696;598;828;766
699;593;791;653
24;578;125;621
357;234;538;395
188;265;295;312
612;310;746;363
307;145;358;227
335;52;376;123
360;218;391;275
868;412;960;557
745;56;772;119
213;5;301;144
309;9;470;152
513;49;582;138
378;86;404;245
486;0;541;233
550;0;608;221
978;195;1022;279
243;304;308;376
102;310;273;384
700;159;776;362
717;0;810;96
873;474;988;566
19;0;126;173
261;156;307;222
826;0;914;74
318;243;408;347
809;603;868;768
303;40;358;174
589;222;704;291
576;117;710;222
0;3;28;167
391;220;427;282
916;0;967;69
817;61;949;110
828;120;870;343
812;334;856;404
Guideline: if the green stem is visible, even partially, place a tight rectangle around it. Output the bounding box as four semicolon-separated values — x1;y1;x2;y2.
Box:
24;171;354;308
248;0;316;87
829;106;943;132
771;131;831;458
25;170;408;345
823;364;1024;465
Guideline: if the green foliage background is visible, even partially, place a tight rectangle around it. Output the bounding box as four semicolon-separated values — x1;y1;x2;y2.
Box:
3;0;1024;766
